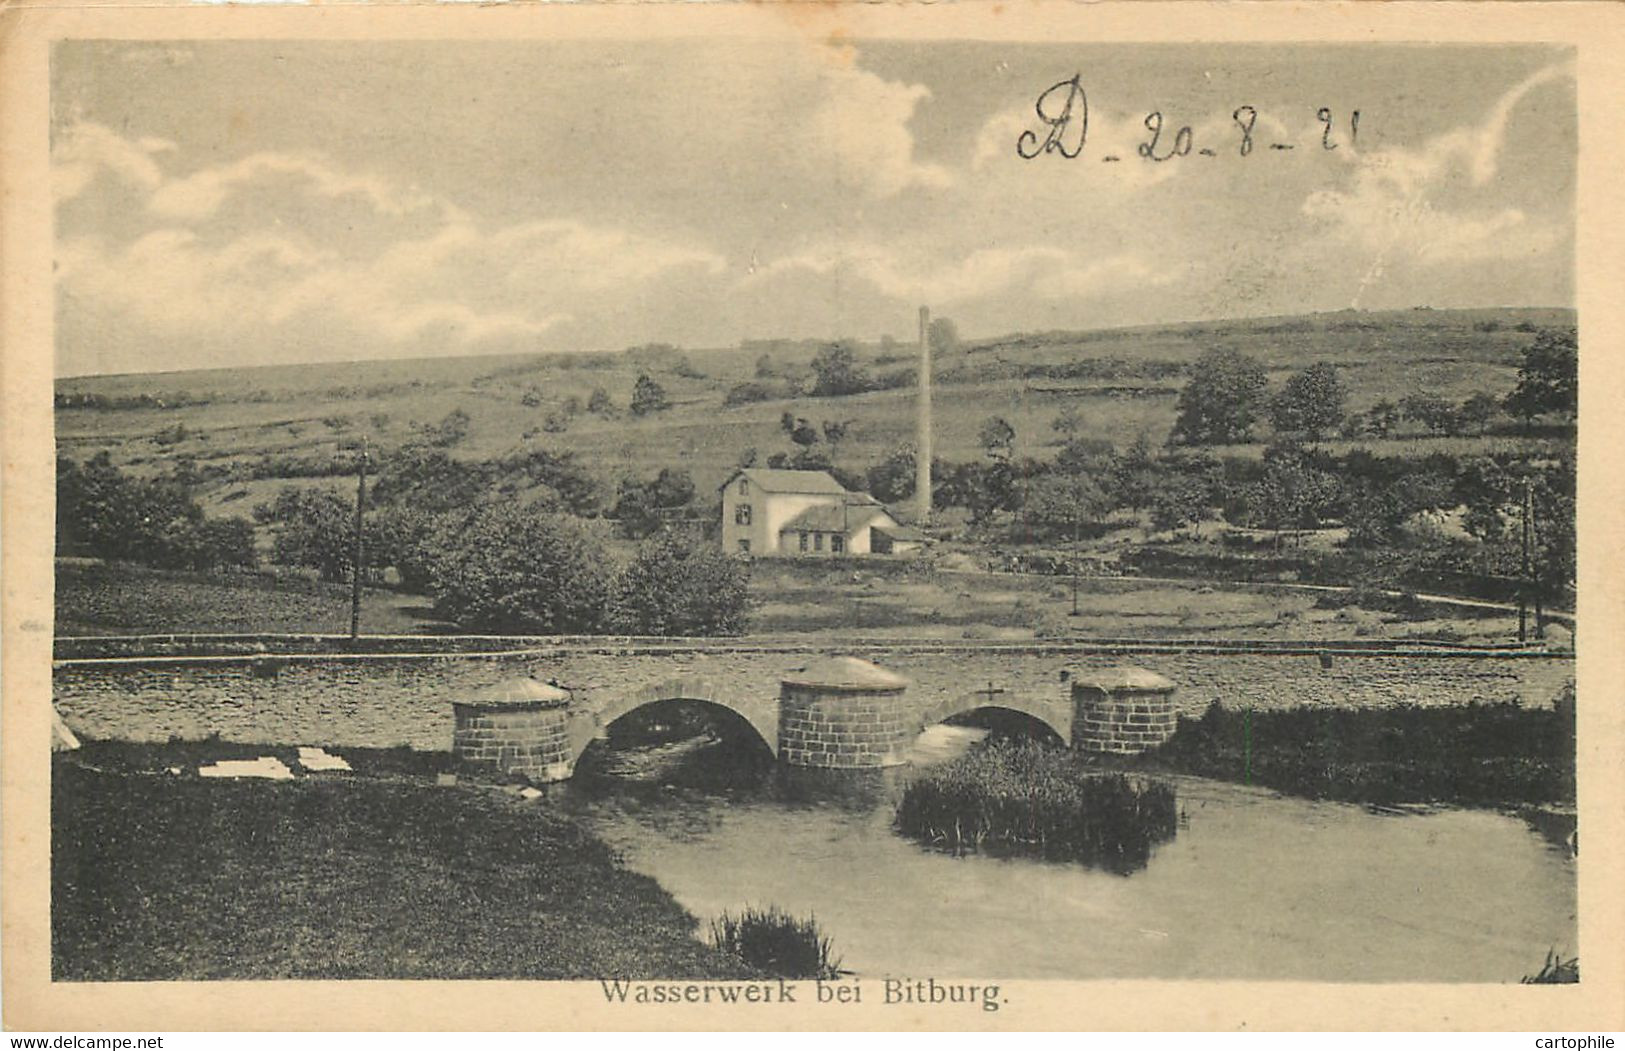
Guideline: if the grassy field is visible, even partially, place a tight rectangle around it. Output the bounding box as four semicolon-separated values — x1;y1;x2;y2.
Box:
54;559;443;636
56;306;1572;504
52;741;757;980
54;555;1530;645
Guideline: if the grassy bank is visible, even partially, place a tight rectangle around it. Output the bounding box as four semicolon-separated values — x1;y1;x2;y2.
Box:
1128;699;1575;807
896;741;1178;873
52;742;754;980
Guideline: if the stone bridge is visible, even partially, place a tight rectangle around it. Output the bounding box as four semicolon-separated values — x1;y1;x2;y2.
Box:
452;656;1173;782
51;637;1576;783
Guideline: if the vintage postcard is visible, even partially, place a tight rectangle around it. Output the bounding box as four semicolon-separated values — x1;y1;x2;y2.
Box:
3;0;1623;1033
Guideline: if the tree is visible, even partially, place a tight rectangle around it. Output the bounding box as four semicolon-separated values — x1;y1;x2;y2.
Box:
427;504;613;632
1018;473;1111;541
610;530;751;636
1054;436;1116;476
1110;434;1159;512
978;416;1016;461
755;354;775;379
1504;328;1578;423
809;341;870;397
630;374;670;416
259;486;357;582
169;517;258;571
587;387;614;415
612;468;696;539
780;414;820;448
1365;399;1402;438
928;316;960;356
1170;348;1269;445
1150;476;1215;538
1269;362;1348;440
1400;393;1460;435
1458;391;1500;434
1051;404;1084;439
866;445;917;504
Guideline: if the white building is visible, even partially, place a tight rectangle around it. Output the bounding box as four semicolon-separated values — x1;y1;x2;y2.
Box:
718;468;928;556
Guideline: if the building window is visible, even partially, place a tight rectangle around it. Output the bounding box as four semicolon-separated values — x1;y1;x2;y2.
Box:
737;539;751;554
738;479;749;495
814;533;825;551
799;532;809;552
831;535;844;554
735;504;752;526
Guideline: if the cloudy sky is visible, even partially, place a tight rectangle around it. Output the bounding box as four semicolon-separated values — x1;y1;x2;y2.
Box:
52;39;1574;377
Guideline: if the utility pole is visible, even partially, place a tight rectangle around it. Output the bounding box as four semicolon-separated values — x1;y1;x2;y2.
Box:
1518;477;1532;643
1529;479;1544;639
1070;514;1081;617
350;437;368;641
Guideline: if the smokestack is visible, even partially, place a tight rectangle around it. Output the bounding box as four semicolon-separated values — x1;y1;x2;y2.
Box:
916;305;932;525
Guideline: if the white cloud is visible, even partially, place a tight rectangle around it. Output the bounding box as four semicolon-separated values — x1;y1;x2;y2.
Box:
147;149;441;222
804;45;951;197
53;122;173;204
53;123;726;360
741;240;1168;306
1301;60;1573;271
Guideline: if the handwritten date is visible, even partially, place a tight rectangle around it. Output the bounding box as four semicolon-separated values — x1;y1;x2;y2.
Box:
1016;74;1359;162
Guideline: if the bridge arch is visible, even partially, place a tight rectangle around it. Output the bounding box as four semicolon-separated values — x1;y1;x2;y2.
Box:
916;693;1072;747
565;676;779;772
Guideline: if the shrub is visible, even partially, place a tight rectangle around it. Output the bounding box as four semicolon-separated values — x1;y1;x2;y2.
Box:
610;530;750;636
630;375;670;416
426;505;613;632
723;381;780;407
708;906;842;980
895;741;1178;873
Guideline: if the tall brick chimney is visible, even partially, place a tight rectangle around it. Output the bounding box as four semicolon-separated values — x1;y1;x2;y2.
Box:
916;305;932;525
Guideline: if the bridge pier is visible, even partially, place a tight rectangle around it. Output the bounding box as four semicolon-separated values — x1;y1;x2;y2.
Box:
452;677;574;783
778;657;913;769
1069;667;1178;755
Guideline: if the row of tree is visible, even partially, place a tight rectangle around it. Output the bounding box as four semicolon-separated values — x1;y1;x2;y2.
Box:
1169;328;1577;446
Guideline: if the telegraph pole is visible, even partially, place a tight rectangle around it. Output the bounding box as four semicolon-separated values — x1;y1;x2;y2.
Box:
350;437;368;641
1518;477;1532;643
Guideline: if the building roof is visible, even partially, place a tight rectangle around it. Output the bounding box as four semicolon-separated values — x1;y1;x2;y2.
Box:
778;502;894;536
781;656;910;691
467;676;571;707
718;468;850;496
1069;667;1175;692
872;524;931;543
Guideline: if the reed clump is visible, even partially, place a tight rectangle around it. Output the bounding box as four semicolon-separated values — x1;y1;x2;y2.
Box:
708;905;843;980
1521;949;1579;984
895;741;1178;874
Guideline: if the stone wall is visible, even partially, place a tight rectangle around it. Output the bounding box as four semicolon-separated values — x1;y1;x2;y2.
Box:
52;644;1576;753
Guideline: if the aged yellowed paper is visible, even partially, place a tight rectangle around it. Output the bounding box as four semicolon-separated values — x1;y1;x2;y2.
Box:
4;0;1624;1032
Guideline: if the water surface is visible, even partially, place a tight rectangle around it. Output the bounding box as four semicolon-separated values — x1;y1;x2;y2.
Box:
561;727;1576;982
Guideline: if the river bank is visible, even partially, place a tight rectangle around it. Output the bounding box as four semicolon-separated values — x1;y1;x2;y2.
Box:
51;741;755;981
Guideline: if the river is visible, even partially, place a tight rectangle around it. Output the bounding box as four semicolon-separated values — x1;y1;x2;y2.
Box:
557;725;1576;983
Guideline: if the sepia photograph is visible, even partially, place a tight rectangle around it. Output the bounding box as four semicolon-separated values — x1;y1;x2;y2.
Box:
6;3;1621;1033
